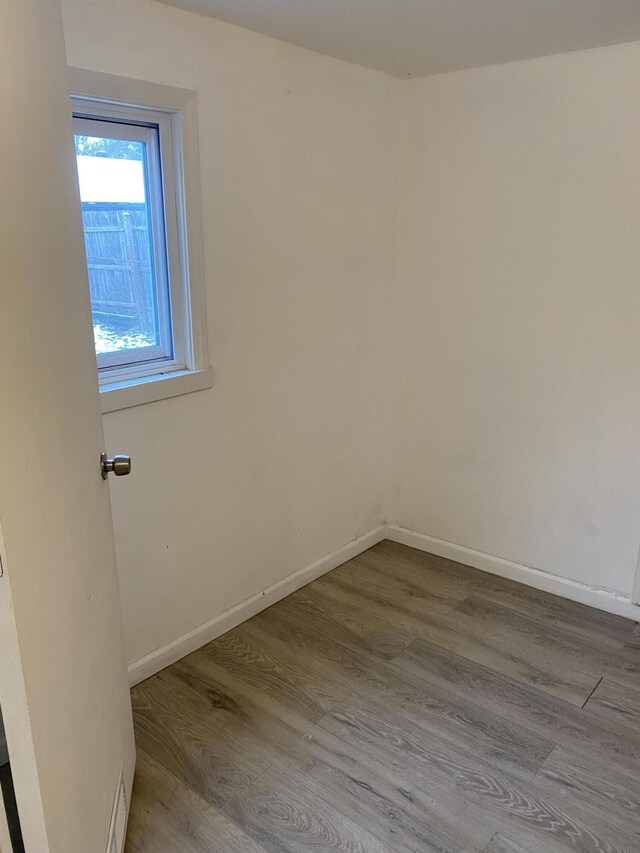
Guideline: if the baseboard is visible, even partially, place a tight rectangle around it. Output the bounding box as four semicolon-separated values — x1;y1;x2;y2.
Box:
127;525;387;685
386;525;640;621
128;521;639;686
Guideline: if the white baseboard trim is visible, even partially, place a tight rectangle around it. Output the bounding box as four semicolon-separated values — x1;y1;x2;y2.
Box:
386;525;640;621
127;525;387;685
128;521;640;686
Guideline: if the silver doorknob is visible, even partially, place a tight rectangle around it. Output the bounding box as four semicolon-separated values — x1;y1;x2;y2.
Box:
101;452;132;479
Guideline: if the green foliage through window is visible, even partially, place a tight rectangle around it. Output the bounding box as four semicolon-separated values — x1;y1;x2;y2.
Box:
74;135;144;160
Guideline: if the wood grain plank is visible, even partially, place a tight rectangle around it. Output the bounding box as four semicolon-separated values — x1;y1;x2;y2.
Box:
323;553;464;619
131;671;268;806
222;765;395;853
124;542;640;853
169;652;319;775
362;541;518;605
469;588;633;652
202;625;349;721
318;561;613;707
250;593;408;692
173;649;497;852
534;744;640;845
320;694;632;853
351;546;473;609
623;623;640;655
275;583;416;659
455;596;640;700
483;834;547;853
369;542;635;650
309;571;434;638
583;676;640;732
248;591;406;694
125;748;268;853
394;638;640;767
252;592;554;781
416;594;605;706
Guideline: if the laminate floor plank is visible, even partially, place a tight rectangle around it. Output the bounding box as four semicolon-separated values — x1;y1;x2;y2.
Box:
367;542;634;650
203;625;349;721
413;594;609;706
483;834;557;853
319;693;634;853
623;623;640;656
175;649;492;852
454;597;640;700
320;565;616;707
125;748;268;853
251;590;411;688
320;555;464;620
272;584;416;660
221;765;396;853
124;541;640;853
533;745;640;846
309;571;435;638
583;675;640;732
131;671;268;806
469;589;633;652
362;540;495;592
394;637;640;767
350;547;474;609
252;591;554;782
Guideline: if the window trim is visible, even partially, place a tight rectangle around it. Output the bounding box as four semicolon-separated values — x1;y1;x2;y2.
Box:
69;68;212;413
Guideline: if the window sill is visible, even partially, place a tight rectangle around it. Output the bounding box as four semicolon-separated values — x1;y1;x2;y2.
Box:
100;367;214;414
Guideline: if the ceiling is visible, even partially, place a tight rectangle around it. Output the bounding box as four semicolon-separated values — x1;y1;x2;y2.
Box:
156;0;640;78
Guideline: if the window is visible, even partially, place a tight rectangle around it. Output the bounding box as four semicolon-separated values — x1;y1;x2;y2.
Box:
74;108;178;373
70;79;211;413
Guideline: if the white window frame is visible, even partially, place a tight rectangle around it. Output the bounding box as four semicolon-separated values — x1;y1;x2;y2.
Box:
73;109;178;373
69;69;212;413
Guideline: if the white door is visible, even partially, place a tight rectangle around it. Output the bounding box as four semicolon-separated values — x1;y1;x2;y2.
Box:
0;2;136;852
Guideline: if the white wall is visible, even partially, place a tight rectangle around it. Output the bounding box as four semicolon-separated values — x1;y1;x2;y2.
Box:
62;0;640;667
395;42;640;596
62;0;398;666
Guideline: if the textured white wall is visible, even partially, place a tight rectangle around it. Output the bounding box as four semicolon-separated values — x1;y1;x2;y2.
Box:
62;0;398;665
395;42;640;596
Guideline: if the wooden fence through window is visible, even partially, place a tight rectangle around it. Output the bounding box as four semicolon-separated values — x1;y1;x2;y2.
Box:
80;201;155;338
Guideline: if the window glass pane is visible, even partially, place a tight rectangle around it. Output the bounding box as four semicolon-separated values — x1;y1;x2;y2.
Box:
74;131;162;357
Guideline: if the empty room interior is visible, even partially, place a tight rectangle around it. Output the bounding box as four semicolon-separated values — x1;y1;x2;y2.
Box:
2;0;640;851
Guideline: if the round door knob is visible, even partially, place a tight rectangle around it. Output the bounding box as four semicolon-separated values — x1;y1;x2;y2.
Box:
101;452;132;479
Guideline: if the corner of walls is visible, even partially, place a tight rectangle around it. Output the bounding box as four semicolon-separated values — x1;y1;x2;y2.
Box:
388;45;640;610
385;525;640;622
128;512;639;688
65;1;640;682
